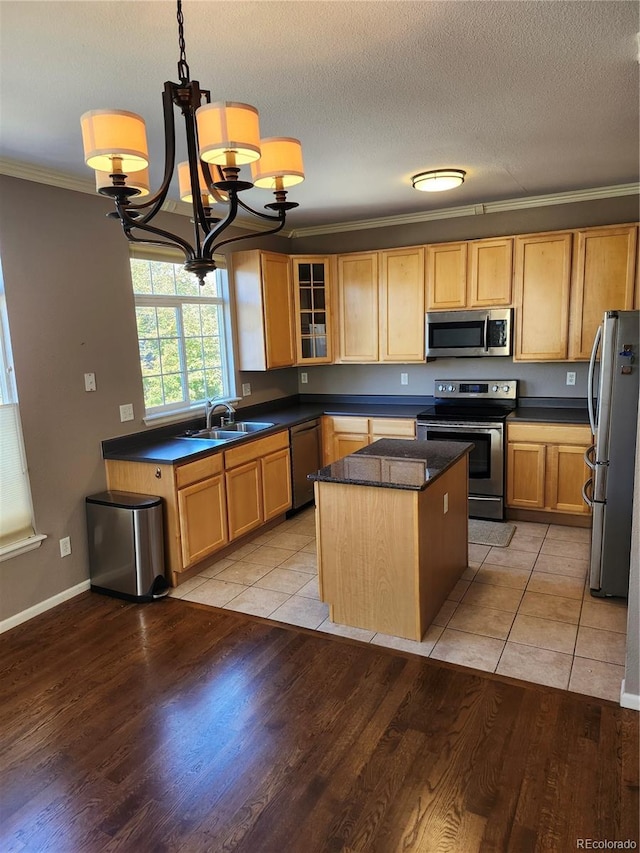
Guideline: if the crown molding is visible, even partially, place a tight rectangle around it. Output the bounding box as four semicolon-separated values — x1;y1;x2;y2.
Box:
288;182;640;238
1;158;637;240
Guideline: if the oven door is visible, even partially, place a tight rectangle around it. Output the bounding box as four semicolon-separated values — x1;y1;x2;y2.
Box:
416;420;505;519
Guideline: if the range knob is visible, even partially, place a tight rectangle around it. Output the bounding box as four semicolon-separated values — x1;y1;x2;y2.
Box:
502;384;510;392
492;384;499;392
447;384;455;392
437;384;445;392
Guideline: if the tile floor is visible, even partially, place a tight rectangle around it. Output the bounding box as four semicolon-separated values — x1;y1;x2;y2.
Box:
170;508;629;703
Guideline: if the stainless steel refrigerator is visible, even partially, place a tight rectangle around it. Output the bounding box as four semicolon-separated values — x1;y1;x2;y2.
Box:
583;310;639;598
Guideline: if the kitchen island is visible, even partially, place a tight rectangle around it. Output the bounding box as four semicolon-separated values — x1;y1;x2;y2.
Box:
310;438;472;641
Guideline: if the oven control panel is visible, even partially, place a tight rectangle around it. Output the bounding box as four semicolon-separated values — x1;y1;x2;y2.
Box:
434;380;518;400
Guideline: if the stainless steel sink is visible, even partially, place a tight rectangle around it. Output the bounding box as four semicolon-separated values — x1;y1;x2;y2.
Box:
221;421;274;433
177;421;274;441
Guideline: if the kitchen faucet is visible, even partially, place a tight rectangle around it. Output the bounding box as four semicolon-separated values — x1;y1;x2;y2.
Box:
205;399;237;430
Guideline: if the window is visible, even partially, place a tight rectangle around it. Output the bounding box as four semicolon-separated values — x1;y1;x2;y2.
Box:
0;260;45;560
129;251;234;418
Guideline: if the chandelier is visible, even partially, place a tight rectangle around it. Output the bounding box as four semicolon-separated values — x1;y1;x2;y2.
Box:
80;0;304;286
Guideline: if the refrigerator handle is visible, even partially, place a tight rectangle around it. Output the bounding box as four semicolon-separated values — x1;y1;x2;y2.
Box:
584;444;596;470
582;477;594;508
587;323;601;435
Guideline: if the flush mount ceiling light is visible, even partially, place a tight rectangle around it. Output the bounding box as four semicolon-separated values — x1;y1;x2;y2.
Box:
80;0;304;286
411;169;466;193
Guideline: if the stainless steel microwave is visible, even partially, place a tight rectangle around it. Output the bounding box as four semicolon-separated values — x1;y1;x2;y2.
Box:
425;308;513;358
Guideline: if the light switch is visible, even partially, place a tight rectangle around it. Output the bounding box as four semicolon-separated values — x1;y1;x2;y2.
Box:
119;403;134;422
242;383;251;396
84;372;96;392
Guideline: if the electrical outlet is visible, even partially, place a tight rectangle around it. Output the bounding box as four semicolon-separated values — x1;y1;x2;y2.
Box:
443;493;449;514
119;403;134;422
300;372;308;384
59;536;71;558
400;373;408;386
242;383;251;396
84;372;96;392
566;371;576;386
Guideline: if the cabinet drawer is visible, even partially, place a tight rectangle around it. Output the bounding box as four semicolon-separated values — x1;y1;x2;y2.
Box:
507;422;592;445
329;416;368;434
224;430;289;468
175;453;223;488
369;417;415;437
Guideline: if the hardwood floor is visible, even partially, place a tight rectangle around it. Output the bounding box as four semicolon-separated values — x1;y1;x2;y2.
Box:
1;592;638;853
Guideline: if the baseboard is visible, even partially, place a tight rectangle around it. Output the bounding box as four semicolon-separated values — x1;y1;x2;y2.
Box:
0;579;91;634
506;508;592;528
620;679;640;711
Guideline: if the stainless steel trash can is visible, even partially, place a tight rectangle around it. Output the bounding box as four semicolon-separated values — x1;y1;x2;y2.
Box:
86;490;169;601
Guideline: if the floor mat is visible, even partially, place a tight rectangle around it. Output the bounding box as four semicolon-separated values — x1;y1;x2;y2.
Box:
468;519;516;547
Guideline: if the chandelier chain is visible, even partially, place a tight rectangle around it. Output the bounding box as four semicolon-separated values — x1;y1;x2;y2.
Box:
176;0;190;83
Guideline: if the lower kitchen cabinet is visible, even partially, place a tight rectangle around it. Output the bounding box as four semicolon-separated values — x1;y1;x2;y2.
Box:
224;430;292;541
105;428;292;582
177;467;227;567
506;422;592;516
322;416;416;464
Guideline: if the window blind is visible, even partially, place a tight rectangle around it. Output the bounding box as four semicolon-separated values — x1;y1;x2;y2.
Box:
0;404;35;547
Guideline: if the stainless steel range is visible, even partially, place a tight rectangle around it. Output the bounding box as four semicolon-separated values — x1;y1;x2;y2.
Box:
416;380;518;520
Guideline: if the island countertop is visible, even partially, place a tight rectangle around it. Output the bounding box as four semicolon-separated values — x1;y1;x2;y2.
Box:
308;438;473;491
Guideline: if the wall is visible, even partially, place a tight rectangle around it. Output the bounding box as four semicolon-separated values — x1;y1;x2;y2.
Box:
295;360;589;400
0;175;293;623
623;404;639;707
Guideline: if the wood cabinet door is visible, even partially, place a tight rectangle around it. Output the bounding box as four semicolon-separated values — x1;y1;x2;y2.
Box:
177;475;227;568
262;252;296;368
332;433;369;462
506;442;546;508
546;445;590;514
425;242;467;310
468;237;513;307
291;256;333;364
337;253;379;362
379;247;425;361
569;225;638;360
514;233;572;360
226;461;262;541
262;448;292;520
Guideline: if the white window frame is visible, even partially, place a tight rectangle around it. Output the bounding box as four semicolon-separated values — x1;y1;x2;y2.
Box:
129;247;236;424
0;263;46;561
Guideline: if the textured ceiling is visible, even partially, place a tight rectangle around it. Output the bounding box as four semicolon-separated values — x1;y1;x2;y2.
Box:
0;0;638;231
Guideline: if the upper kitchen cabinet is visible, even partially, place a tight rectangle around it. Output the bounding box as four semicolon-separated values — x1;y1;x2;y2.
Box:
379;247;425;362
426;237;513;310
425;242;467;310
513;232;573;361
233;250;295;370
291;256;334;364
337;252;379;362
467;237;513;307
568;224;638;360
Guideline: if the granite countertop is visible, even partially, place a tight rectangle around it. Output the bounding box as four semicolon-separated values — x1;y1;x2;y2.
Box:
510;404;590;424
308;438;473;491
101;398;431;464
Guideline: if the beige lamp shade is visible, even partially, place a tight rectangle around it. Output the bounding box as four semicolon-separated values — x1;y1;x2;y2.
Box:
95;167;150;197
81;109;149;173
250;137;304;189
196;102;261;166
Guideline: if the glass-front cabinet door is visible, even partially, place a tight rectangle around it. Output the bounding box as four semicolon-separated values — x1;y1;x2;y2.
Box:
291;256;333;364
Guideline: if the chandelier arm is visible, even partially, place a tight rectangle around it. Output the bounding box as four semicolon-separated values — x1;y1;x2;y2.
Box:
210;216;287;254
121;83;178;221
117;205;196;259
235;196;285;222
200;190;242;257
123;230;190;260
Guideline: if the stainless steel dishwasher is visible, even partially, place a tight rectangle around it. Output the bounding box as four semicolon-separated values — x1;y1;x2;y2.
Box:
290;419;322;510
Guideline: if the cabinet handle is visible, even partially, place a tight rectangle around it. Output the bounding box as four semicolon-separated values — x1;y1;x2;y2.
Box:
155;468;162;478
